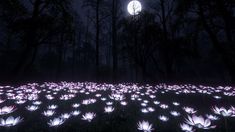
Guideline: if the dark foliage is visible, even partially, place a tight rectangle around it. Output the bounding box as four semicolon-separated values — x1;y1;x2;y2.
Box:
0;0;234;84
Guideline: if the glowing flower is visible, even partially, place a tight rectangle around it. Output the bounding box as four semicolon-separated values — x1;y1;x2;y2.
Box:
26;105;38;111
46;95;54;100
159;115;169;122
141;108;149;113
0;116;23;127
60;113;71;119
149;95;156;99
104;106;115;113
172;102;180;106
231;106;235;115
141;103;147;107
82;99;97;105
0;99;5;104
147;107;155;112
109;93;125;101
43;110;55;117
153;101;160;105
231;106;235;111
160;104;168;109
33;101;42;105
137;120;154;132
48;118;65;127
27;94;38;101
101;98;106;101
213;96;221;99
183;107;197;114
106;102;113;105
60;95;72;100
212;106;234;117
185;115;216;129
95;94;102;97
120;101;127;106
15;100;26;104
82;112;96;122
143;100;149;103
0;106;17;115
170;111;181;117
48;105;58;110
206;114;219;120
71;110;80;116
72;103;80;108
180;123;195;132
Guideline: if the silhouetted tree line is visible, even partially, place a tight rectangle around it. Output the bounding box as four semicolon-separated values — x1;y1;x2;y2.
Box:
0;0;234;84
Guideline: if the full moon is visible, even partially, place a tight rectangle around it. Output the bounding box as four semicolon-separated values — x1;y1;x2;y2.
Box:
127;0;142;15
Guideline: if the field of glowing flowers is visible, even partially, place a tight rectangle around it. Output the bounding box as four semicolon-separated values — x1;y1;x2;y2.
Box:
0;82;235;132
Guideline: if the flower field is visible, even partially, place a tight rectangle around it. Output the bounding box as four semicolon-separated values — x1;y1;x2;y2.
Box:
0;82;235;132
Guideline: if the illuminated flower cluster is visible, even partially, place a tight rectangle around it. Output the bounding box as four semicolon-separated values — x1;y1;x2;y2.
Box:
0;106;17;115
137;121;154;132
0;116;23;127
0;82;234;131
184;115;216;129
82;112;96;122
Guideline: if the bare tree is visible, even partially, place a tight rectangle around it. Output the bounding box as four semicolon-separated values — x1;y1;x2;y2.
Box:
83;0;109;79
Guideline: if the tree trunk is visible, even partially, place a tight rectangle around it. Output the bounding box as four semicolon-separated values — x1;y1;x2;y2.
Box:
112;0;118;81
13;0;41;76
160;0;168;41
12;45;33;75
96;0;100;79
160;0;172;80
24;46;38;72
56;34;64;80
215;0;233;44
198;4;235;83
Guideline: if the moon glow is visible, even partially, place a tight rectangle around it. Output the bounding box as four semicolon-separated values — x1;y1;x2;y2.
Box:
127;0;142;15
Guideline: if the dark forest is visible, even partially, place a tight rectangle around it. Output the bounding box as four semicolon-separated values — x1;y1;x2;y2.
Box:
0;0;235;84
